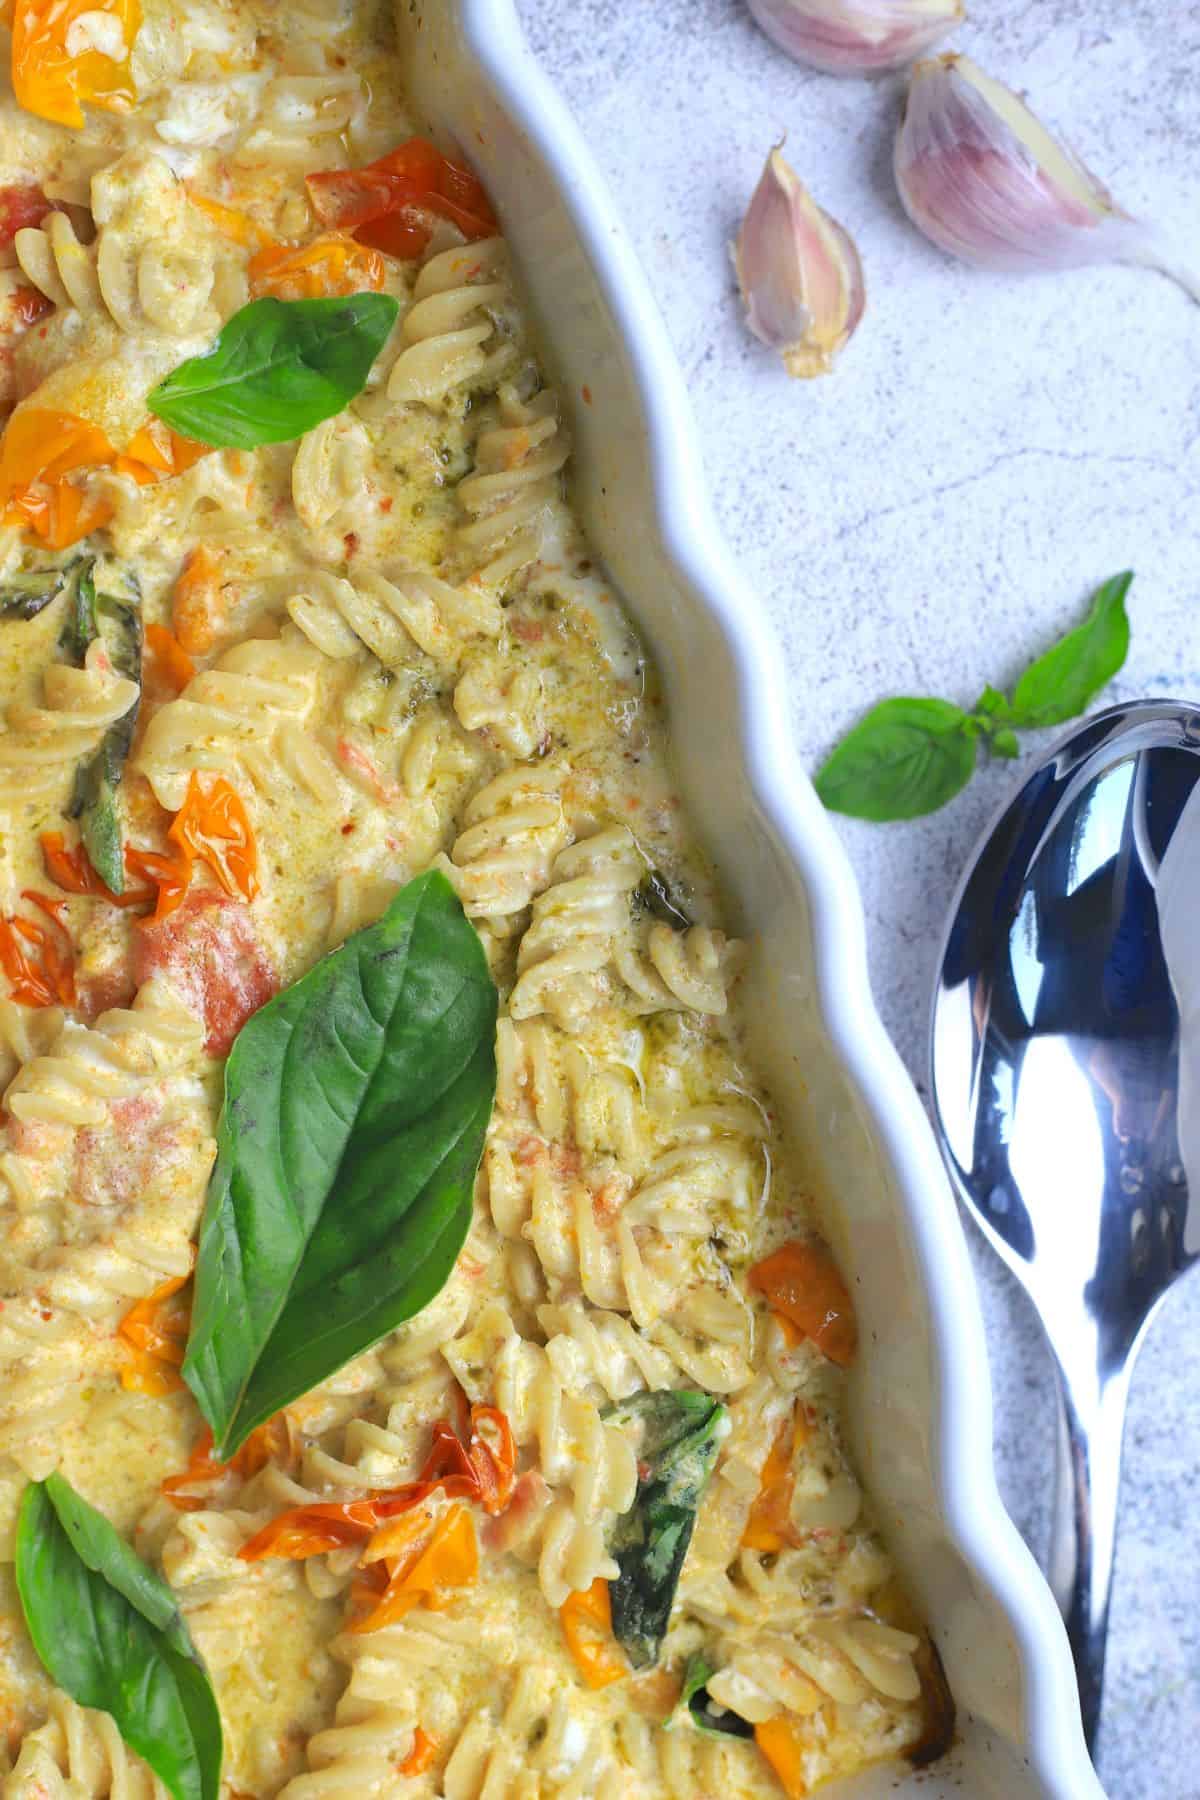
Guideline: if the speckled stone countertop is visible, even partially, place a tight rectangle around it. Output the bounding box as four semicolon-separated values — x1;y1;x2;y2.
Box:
517;3;1200;1794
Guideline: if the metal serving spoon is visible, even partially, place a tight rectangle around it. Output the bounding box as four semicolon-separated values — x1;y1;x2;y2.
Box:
929;699;1200;1754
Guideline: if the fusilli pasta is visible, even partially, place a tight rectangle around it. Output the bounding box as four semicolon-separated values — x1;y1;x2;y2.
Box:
433;764;570;927
445;1302;638;1606
3;1691;169;1799
0;642;139;810
17;150;245;338
454;381;570;588
387;240;517;407
509;828;736;1029
442;1663;626;1800
3;978;205;1127
136;629;335;810
285;563;501;671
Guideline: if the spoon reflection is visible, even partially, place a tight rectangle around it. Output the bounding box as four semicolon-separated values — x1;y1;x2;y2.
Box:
929;699;1200;1754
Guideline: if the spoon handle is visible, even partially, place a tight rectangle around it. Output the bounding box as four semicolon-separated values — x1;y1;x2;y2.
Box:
1047;1360;1132;1756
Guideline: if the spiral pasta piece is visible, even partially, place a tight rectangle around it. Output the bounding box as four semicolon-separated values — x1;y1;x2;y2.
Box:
539;1291;754;1401
3;978;205;1127
3;1691;170;1799
16;150;245;338
136;629;335;810
433;763;570;928
277;1610;492;1800
704;1616;922;1727
98;450;258;560
508;828;737;1029
285;563;501;672
508;826;643;1028
455;382;570;587
0;642;139;809
452;647;544;758
0;982;209;1466
444;1302;637;1607
615;921;734;1017
0;1179;211;1466
685;1371;795;1578
241;73;367;164
442;1663;626;1800
387;240;516;406
494;1015;653;1173
291;415;373;557
618;1714;756;1800
0;999;64;1092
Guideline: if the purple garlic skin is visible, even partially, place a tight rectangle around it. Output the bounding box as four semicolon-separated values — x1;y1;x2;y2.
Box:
734;146;866;378
895;52;1200;300
747;0;963;76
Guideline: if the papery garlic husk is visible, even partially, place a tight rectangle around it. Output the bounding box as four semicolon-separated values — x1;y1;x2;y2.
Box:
747;0;963;76
895;53;1200;300
734;147;866;378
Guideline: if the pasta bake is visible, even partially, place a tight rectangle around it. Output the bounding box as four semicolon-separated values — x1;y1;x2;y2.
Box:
0;1;954;1794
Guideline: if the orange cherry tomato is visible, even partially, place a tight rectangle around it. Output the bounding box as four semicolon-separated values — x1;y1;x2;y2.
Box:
11;0;141;129
748;1239;858;1367
560;1579;628;1691
248;234;386;301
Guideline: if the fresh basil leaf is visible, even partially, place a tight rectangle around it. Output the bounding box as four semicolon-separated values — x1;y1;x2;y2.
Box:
1006;571;1133;731
676;1651;754;1739
183;869;497;1457
148;295;400;449
633;868;692;930
0;559;80;620
608;1392;728;1668
814;697;976;822
15;1474;221;1800
989;726;1020;760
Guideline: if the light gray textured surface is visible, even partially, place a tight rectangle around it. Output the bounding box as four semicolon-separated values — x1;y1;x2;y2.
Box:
516;3;1200;1794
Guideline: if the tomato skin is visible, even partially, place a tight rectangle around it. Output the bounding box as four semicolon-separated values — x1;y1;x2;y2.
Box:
134;890;277;1057
11;0;140;128
306;137;497;261
247;234;386;301
0;183;52;248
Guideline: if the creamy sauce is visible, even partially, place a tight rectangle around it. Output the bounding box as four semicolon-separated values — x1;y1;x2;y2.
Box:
0;2;944;1793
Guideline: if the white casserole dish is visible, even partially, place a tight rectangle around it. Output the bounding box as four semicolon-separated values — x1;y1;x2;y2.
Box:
401;5;1104;1794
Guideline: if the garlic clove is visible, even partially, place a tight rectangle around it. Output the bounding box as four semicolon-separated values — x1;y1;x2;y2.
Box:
895;53;1200;301
733;146;866;378
747;0;963;77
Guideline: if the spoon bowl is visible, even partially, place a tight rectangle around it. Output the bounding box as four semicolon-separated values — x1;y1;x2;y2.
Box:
929;698;1200;1754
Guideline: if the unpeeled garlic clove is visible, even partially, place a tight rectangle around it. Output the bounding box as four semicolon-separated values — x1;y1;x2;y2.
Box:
895;53;1200;301
747;0;963;76
733;146;866;378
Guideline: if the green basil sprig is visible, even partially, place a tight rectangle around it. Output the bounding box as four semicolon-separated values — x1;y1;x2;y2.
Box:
59;559;143;893
815;571;1133;822
608;1391;728;1668
633;867;692;930
676;1651;754;1738
0;559;81;620
148;294;399;449
15;1474;221;1800
183;869;497;1458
